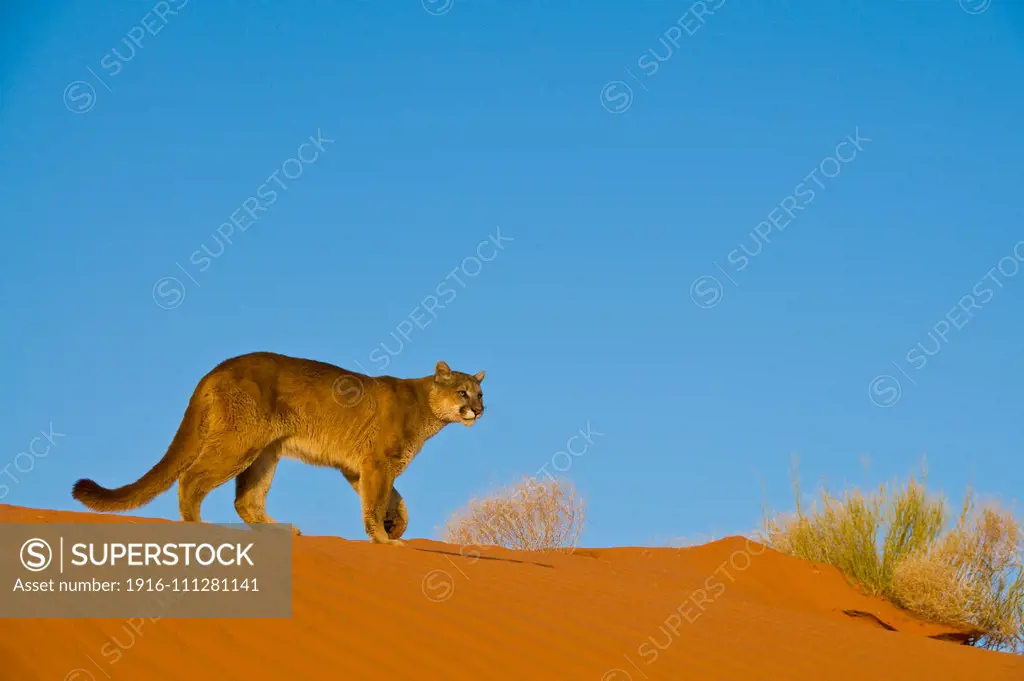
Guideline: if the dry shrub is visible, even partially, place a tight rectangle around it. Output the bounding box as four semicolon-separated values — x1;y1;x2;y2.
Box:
442;475;585;552
762;459;1023;653
892;499;1024;651
890;548;986;628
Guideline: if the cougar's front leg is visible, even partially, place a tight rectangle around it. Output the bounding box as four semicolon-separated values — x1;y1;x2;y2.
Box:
345;471;406;540
384;487;408;540
358;462;403;546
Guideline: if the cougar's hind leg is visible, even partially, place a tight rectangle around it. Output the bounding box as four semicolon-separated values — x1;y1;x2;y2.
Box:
178;430;265;524
234;442;300;535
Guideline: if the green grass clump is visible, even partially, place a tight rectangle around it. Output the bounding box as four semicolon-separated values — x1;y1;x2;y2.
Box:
762;459;1023;653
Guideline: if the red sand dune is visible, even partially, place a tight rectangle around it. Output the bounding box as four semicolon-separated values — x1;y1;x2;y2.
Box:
2;504;1022;680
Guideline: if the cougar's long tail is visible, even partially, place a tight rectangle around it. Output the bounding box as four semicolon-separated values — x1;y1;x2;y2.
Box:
72;394;203;512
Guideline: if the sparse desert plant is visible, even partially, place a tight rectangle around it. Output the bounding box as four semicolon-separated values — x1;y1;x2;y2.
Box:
762;459;1023;653
441;475;585;552
891;498;1024;651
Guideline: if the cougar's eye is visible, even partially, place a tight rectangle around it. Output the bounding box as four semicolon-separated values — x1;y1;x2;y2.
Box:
457;390;467;398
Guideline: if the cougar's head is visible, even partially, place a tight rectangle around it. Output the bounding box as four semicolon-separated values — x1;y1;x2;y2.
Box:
430;360;485;427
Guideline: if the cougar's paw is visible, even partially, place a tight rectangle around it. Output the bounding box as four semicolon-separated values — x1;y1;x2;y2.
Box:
384;498;409;540
384;518;406;540
371;535;405;547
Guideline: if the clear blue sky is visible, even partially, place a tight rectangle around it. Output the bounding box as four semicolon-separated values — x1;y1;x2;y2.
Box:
2;1;1022;547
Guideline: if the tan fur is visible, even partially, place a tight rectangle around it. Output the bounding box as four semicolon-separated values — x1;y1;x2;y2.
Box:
71;352;485;545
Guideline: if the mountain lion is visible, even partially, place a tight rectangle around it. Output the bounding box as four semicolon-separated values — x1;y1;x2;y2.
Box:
71;352;485;545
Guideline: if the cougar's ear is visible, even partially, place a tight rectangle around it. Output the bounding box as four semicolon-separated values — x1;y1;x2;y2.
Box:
435;361;452;380
474;370;486;383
